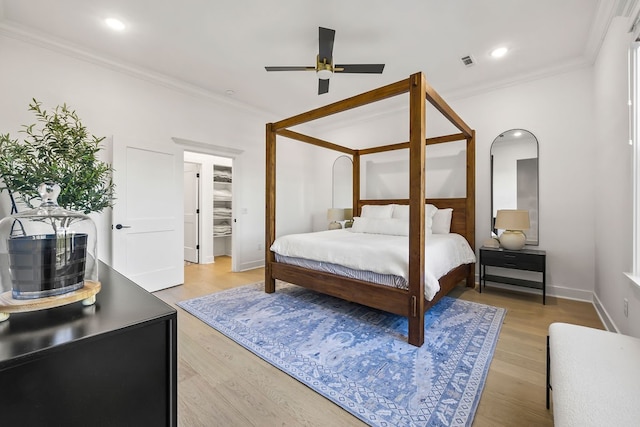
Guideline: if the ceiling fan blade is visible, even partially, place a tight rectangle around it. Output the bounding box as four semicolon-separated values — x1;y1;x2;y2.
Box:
265;66;315;71
335;64;385;74
318;27;335;63
318;79;329;95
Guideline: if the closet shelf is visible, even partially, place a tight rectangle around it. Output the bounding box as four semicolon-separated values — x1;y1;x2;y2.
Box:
213;163;232;256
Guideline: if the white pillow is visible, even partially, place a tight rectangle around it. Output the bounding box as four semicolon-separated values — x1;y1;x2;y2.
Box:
351;217;409;236
425;204;438;233
391;204;409;220
360;204;394;219
391;204;437;219
432;208;453;234
388;203;436;233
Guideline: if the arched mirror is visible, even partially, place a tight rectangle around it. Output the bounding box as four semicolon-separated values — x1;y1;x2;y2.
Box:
491;129;539;245
332;155;353;209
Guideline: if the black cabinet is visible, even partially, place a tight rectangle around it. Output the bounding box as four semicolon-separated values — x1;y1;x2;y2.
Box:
0;262;177;426
479;246;547;304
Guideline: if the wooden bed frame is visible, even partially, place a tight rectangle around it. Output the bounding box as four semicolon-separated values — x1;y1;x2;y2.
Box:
265;72;475;347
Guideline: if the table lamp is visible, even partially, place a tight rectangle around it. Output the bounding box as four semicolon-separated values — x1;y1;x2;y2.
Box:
494;209;530;250
327;208;345;230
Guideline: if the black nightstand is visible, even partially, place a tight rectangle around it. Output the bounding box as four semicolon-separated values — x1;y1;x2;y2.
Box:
479;246;547;304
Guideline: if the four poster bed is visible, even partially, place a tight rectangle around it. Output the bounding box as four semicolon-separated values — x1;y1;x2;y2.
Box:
265;72;476;347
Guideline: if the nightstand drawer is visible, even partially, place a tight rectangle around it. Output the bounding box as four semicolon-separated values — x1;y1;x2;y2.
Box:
481;250;544;272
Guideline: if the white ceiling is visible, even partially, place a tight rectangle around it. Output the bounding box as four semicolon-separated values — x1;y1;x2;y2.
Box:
0;0;631;121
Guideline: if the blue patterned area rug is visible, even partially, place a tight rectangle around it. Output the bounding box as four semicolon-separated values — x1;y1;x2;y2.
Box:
178;282;505;427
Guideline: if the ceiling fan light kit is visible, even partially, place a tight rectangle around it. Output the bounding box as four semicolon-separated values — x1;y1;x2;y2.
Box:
265;26;385;94
316;55;333;80
317;69;332;80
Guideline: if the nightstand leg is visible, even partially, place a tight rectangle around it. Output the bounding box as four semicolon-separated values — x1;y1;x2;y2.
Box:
543;266;546;305
479;253;483;293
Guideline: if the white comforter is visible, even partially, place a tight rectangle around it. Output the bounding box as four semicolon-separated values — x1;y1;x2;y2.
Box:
270;229;476;301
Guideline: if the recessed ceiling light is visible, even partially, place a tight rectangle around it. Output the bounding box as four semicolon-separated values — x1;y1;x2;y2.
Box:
513;131;522;137
105;18;126;32
490;47;508;58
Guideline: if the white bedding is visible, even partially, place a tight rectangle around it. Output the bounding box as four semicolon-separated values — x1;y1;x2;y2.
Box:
270;229;476;301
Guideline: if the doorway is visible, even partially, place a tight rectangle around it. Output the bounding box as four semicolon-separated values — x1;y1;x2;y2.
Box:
183;151;234;267
184;162;200;263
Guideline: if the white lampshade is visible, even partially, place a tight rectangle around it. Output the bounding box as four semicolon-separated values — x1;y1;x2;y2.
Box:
343;208;353;220
495;209;530;231
327;208;345;221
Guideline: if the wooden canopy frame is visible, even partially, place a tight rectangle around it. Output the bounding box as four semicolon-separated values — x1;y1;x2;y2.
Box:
265;72;475;346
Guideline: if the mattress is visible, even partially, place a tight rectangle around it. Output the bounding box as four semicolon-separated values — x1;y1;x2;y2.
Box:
270;229;476;301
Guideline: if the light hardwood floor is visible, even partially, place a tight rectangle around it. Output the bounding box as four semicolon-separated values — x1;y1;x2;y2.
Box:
154;257;603;426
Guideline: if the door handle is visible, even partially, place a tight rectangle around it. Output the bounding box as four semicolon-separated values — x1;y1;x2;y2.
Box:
115;224;132;230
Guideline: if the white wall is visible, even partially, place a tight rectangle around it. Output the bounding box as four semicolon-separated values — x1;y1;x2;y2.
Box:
0;33;322;276
465;72;597;301
593;16;638;336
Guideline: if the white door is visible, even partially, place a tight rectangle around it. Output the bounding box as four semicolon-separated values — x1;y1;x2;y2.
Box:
112;139;183;292
183;162;199;263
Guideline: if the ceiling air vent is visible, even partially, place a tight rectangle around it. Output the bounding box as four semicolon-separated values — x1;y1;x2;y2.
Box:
460;55;475;67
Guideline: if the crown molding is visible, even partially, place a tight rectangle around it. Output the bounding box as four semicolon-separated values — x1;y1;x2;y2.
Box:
172;137;244;157
0;20;273;121
584;0;618;62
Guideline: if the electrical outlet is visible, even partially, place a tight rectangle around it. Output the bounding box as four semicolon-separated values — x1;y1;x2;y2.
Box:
624;298;629;318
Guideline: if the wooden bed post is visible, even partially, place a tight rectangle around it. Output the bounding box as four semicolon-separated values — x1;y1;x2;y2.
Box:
408;72;426;347
353;152;360;216
265;123;276;293
466;130;476;288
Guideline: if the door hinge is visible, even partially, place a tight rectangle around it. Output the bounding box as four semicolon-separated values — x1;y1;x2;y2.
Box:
196;245;200;250
196;173;200;178
196;209;200;214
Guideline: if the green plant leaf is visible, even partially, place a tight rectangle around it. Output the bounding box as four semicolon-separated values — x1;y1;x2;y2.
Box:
0;99;115;214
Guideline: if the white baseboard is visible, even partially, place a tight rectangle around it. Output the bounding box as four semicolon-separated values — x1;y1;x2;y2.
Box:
545;284;594;302
237;259;264;272
474;273;594;302
592;293;619;332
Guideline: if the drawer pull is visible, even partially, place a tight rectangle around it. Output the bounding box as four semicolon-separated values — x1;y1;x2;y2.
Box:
504;254;516;259
504;263;517;267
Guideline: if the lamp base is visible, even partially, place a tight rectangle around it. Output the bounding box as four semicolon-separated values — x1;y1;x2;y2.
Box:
499;230;526;250
328;221;342;230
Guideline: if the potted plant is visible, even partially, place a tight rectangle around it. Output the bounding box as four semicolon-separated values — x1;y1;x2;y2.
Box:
0;99;114;299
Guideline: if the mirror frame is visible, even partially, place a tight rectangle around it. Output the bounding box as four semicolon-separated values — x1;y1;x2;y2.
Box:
332;155;353;209
490;129;539;246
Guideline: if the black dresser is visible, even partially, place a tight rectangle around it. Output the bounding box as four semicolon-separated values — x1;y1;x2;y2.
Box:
0;262;177;426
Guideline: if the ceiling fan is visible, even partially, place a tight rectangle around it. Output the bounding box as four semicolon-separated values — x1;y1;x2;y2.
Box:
265;27;385;95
